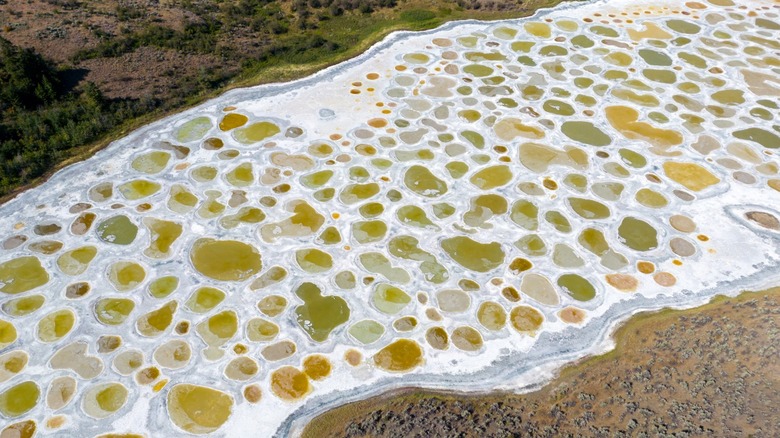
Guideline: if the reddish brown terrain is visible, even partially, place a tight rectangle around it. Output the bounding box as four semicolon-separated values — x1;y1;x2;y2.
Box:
0;0;533;100
2;0;253;100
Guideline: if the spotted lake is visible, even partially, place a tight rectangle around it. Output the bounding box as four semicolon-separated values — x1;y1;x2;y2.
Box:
0;0;779;435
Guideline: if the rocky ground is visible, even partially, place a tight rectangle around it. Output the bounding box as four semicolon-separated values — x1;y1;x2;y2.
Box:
304;288;780;437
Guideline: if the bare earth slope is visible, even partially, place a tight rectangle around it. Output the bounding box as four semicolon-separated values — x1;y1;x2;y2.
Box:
304;288;780;437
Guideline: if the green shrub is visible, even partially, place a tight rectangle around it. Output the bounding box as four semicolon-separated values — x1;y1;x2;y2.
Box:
0;38;157;196
0;38;61;111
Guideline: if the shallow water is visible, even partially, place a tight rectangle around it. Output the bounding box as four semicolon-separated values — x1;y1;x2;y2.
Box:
1;0;779;435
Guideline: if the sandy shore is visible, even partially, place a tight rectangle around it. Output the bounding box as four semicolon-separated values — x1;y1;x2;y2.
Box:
303;286;780;437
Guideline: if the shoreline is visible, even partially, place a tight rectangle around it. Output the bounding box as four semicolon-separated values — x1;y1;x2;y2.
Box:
279;263;780;437
0;0;777;435
0;0;571;207
302;285;780;437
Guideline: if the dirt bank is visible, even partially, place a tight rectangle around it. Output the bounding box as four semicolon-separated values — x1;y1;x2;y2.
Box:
304;287;780;437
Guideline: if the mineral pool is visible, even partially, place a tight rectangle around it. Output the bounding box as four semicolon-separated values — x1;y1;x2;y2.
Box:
1;0;780;435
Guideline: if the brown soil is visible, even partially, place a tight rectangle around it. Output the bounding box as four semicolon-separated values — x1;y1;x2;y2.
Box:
0;0;535;100
77;46;223;100
0;0;236;99
304;287;780;437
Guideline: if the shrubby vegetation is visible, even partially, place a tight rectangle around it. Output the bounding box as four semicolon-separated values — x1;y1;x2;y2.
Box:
0;37;157;195
74;0;403;62
3;0;384;198
74;22;224;61
0;0;543;198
